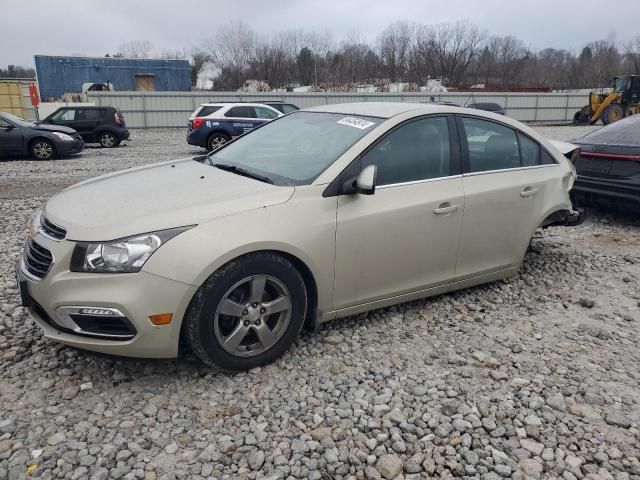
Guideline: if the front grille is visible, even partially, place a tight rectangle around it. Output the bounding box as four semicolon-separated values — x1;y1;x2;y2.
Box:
23;238;53;279
40;216;66;240
69;314;137;339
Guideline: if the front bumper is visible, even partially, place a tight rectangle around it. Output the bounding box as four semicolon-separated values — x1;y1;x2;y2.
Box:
57;139;84;155
17;232;197;358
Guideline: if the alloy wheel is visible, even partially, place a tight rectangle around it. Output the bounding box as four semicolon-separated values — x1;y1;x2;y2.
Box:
100;133;115;147
33;142;53;159
213;275;291;357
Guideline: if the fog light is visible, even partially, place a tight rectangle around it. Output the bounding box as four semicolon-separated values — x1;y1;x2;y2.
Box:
79;308;118;316
149;313;173;325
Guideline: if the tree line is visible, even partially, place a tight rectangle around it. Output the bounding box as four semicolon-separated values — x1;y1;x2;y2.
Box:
6;21;640;92
188;21;640;91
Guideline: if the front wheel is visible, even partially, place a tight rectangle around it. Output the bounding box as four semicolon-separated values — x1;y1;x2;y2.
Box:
185;253;307;370
601;104;624;125
98;132;119;148
30;139;55;160
207;133;230;151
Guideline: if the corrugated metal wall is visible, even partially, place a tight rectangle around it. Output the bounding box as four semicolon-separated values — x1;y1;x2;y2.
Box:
88;91;589;128
0;79;37;120
35;56;192;100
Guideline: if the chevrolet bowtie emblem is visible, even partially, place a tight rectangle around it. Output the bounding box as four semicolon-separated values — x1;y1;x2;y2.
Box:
26;225;38;237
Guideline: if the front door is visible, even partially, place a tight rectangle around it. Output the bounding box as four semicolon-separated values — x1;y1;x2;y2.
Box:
455;116;549;278
333;115;464;310
0;118;23;154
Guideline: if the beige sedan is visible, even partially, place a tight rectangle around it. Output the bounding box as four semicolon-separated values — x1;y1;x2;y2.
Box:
17;103;582;370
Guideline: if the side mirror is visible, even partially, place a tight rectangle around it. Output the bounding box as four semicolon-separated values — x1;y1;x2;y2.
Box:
354;165;377;195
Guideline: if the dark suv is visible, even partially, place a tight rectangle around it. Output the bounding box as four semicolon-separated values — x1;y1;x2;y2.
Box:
40;106;129;148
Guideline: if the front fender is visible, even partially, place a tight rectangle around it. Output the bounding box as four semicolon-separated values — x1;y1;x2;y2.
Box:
142;186;337;314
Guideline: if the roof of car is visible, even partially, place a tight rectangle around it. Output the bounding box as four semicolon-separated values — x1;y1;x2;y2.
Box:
199;102;279;108
304;102;456;119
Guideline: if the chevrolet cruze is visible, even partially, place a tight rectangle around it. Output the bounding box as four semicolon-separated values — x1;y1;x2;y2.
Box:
17;103;581;370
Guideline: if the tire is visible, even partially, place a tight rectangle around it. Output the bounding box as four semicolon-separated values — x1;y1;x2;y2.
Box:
207;133;230;151
601;104;624;125
98;131;119;148
573;109;590;125
30;139;55;160
185;253;307;370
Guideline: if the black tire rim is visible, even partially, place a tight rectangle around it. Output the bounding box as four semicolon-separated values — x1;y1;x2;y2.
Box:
213;275;292;357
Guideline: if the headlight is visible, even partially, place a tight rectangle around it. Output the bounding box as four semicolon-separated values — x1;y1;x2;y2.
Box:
52;132;74;142
70;227;193;273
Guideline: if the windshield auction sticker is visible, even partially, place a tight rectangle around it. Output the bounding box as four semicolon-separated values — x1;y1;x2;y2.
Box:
337;117;376;129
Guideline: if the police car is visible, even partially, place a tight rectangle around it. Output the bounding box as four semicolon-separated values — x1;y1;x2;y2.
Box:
186;103;282;151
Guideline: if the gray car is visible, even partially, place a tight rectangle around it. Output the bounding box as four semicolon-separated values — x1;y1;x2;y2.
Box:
0;112;84;160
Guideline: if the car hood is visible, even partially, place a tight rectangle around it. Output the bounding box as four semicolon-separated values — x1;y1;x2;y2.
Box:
34;123;77;135
43;158;295;241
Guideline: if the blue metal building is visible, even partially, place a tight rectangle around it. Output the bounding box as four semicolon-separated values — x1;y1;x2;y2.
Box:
34;55;191;100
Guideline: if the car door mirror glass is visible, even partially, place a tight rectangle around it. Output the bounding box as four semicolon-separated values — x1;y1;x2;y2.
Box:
355;165;377;195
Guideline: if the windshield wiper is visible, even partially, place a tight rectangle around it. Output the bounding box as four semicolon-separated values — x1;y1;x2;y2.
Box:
211;163;274;184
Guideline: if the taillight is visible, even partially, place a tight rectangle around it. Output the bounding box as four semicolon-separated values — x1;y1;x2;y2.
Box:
192;118;204;129
114;112;121;126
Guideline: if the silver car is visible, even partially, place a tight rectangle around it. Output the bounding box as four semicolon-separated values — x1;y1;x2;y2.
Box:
17;103;581;370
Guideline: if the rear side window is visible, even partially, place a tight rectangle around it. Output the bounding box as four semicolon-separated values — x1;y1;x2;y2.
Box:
518;133;540;167
197;106;222;117
0;118;11;127
76;109;103;121
361;116;451;186
461;117;520;172
225;106;255;118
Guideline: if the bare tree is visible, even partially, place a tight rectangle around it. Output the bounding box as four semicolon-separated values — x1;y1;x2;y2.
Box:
204;22;256;90
117;40;153;58
623;36;640;74
424;21;485;86
377;21;415;82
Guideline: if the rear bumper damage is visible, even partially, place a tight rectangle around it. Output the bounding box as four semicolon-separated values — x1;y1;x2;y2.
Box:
541;208;585;228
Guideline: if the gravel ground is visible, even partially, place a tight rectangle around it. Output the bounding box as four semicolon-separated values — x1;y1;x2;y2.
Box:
1;126;639;480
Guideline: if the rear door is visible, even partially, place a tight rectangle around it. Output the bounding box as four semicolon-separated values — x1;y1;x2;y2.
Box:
455;115;551;278
73;108;103;137
333;115;464;309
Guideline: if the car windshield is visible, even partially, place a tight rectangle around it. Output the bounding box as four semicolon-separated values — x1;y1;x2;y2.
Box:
1;112;34;127
206;111;383;185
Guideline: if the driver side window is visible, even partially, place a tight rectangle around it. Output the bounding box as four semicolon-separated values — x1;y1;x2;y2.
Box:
52;109;75;122
361;116;451;186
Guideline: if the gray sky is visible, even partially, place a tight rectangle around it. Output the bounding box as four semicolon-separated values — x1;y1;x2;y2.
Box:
2;0;639;67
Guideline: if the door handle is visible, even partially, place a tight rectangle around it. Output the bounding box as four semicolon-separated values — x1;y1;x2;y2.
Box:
433;202;459;215
520;187;539;198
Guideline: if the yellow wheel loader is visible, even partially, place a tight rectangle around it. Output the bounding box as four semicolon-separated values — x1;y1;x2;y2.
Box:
574;75;640;125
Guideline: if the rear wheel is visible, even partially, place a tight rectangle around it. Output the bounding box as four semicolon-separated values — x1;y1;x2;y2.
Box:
185;253;307;370
98;132;119;148
207;133;230;151
601;104;624;125
30;139;55;160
